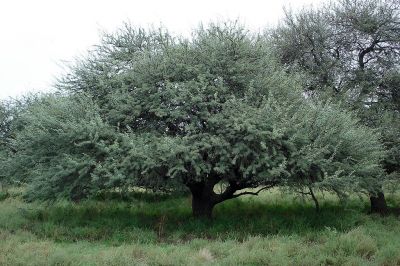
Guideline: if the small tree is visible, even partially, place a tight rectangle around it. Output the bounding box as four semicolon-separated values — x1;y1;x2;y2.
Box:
8;22;385;218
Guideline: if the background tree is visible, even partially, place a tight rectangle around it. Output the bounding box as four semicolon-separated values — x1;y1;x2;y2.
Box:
6;22;385;218
271;0;400;213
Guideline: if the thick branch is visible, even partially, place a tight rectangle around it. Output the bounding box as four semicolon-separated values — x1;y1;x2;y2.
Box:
358;40;379;70
216;180;280;203
229;185;274;199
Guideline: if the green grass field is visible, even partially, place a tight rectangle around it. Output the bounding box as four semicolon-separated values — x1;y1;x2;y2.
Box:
0;187;400;265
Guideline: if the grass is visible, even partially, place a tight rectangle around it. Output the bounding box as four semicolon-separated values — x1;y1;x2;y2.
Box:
0;187;400;265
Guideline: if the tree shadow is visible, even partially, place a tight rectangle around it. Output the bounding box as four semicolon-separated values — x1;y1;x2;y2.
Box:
20;193;384;244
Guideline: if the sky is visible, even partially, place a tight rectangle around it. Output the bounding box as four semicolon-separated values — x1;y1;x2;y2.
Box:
0;0;324;99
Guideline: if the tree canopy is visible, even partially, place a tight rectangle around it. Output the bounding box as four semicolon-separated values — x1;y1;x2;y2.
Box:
271;0;400;213
4;22;386;218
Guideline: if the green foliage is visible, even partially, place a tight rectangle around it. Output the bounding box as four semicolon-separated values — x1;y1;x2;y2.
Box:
0;95;40;187
6;95;115;201
0;100;17;187
5;22;386;216
271;0;400;97
271;0;400;184
281;102;385;197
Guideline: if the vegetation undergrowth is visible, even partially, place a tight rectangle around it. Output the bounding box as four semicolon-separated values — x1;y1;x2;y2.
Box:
1;187;399;265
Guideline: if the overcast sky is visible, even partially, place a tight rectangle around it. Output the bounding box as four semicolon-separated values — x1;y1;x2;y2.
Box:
0;0;324;99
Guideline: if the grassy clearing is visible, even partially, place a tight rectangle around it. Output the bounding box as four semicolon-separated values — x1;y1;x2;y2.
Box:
0;187;399;265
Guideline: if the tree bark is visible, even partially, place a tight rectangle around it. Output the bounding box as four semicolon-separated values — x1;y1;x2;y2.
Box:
191;193;215;219
188;180;218;219
370;191;388;214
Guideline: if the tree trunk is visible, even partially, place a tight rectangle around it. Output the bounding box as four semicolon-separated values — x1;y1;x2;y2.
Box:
308;186;320;213
192;193;215;219
370;191;388;214
188;181;218;219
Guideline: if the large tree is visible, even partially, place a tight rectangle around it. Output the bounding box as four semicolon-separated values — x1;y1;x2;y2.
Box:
7;22;385;218
271;0;400;213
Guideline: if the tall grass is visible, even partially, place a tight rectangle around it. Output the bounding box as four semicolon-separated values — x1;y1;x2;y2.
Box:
0;187;399;265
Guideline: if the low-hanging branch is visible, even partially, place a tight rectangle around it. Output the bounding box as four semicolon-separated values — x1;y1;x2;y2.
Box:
227;181;280;200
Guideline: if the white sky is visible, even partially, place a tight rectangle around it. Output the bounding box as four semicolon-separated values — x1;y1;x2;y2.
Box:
0;0;324;99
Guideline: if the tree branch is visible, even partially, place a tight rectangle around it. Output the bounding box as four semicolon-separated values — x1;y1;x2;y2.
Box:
229;184;276;199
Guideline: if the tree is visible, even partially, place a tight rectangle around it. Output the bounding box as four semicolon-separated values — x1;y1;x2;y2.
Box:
271;0;400;213
7;22;385;218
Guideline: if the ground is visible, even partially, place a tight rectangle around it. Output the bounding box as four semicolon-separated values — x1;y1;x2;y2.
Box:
0;187;399;266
